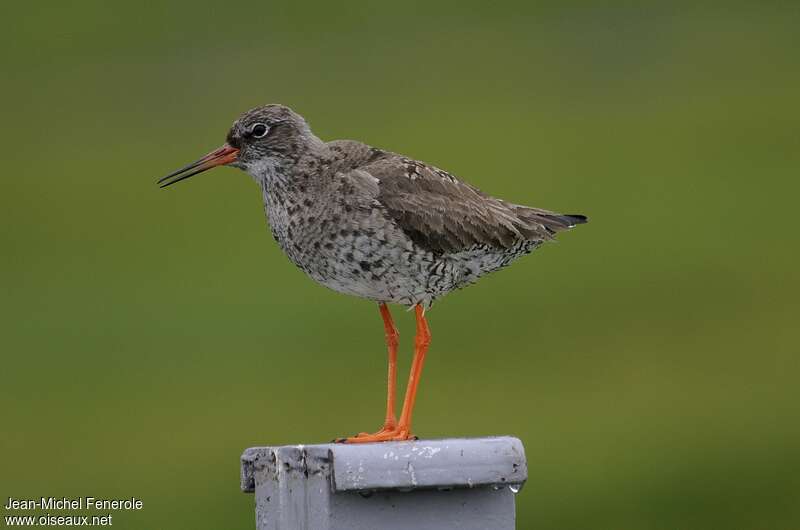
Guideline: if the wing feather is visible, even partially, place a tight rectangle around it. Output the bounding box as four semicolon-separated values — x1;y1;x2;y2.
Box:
347;152;584;255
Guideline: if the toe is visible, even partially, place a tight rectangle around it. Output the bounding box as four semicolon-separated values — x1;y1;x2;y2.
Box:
342;430;415;444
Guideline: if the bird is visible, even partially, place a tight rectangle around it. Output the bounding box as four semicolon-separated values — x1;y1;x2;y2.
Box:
158;104;587;443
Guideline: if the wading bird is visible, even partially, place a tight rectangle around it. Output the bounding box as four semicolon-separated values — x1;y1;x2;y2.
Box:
159;104;587;443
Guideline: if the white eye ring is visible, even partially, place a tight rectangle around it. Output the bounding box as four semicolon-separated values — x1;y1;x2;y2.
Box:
251;122;269;138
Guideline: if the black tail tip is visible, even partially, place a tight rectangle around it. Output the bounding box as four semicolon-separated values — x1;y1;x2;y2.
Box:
561;214;588;226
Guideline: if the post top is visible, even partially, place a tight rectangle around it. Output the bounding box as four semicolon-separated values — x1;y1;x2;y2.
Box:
241;436;527;493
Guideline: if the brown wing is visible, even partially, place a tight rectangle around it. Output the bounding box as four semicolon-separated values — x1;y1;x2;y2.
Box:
359;151;586;255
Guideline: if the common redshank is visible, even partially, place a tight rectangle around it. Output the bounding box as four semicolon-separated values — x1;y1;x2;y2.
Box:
159;104;587;443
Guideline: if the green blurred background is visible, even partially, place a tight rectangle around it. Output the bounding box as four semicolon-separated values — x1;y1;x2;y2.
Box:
2;2;798;529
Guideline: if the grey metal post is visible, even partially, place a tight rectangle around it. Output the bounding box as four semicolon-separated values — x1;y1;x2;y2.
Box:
241;436;527;530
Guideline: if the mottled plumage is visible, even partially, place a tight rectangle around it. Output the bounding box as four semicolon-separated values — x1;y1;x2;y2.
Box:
212;104;586;308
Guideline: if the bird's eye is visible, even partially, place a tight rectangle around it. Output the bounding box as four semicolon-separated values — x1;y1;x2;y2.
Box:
251;123;269;138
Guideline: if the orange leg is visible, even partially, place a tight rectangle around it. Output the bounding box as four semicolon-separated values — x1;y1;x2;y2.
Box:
397;305;431;432
351;303;399;437
344;305;431;443
379;303;400;430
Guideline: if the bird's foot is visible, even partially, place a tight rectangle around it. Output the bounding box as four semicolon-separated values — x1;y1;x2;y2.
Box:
334;425;417;444
354;421;397;439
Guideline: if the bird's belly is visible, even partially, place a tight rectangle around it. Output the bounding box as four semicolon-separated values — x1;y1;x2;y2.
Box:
270;203;435;306
268;199;540;307
293;240;539;308
296;243;433;307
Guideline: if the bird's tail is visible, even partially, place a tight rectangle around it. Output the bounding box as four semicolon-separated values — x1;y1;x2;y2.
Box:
546;213;588;229
512;206;588;238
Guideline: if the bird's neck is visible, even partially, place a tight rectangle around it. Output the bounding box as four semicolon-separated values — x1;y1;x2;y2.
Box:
251;142;331;253
248;157;292;189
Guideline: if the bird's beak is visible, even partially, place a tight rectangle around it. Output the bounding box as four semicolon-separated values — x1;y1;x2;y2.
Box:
158;144;240;188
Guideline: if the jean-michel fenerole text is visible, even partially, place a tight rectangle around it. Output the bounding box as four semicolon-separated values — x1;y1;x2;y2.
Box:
4;497;143;510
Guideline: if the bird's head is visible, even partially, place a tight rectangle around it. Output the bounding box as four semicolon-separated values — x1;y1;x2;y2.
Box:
158;104;316;188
